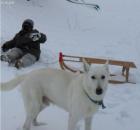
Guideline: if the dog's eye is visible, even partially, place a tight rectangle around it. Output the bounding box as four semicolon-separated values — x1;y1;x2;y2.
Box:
91;76;96;79
101;75;105;79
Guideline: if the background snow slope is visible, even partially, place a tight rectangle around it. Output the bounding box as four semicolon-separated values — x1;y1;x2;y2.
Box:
0;0;140;130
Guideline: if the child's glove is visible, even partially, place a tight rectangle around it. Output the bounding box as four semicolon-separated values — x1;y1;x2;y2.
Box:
30;33;41;42
1;44;8;52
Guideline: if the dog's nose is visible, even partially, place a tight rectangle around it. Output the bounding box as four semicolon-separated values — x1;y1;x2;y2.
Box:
96;87;103;95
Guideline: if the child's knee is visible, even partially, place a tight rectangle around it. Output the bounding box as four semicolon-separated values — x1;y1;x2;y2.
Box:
15;54;36;69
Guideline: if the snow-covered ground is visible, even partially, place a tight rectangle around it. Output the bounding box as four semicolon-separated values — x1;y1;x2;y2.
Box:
0;0;140;130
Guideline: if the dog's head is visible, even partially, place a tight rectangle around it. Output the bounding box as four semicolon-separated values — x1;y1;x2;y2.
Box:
82;59;109;100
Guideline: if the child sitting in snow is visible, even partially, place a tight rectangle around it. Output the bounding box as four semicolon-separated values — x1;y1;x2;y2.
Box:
0;19;47;69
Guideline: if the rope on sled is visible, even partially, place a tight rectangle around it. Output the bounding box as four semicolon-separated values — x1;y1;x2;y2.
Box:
66;0;100;11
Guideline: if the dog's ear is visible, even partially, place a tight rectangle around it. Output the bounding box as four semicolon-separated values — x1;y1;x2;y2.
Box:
82;58;90;73
104;60;109;72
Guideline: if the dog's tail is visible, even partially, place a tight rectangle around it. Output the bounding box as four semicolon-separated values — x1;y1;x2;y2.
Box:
0;74;25;91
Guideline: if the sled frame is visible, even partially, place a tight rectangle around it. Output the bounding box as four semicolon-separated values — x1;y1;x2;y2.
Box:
59;52;136;84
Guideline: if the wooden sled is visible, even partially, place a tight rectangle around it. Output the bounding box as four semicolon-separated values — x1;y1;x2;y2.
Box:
59;52;137;84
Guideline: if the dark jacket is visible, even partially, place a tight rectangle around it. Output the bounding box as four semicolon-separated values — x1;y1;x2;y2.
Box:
1;29;47;60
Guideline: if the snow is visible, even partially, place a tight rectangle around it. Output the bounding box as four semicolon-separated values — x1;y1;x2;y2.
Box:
0;0;140;130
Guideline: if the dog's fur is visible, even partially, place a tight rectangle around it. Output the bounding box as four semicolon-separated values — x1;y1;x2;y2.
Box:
0;60;109;130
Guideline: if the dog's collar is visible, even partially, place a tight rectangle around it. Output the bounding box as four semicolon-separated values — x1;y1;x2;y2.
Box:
83;89;106;109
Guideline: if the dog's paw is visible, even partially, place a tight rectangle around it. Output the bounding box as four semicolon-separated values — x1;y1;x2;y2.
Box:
16;126;28;130
16;127;23;130
33;121;47;126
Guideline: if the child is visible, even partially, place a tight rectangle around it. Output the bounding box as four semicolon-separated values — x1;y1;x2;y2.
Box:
1;19;47;69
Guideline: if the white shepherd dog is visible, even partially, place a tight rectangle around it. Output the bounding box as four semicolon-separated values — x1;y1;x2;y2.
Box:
1;60;109;130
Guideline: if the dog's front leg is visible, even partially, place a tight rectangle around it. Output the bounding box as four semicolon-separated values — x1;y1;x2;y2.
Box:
23;116;32;130
85;117;92;130
68;114;79;130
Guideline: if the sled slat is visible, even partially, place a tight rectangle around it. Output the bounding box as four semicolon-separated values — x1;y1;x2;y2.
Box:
59;52;137;84
63;54;136;68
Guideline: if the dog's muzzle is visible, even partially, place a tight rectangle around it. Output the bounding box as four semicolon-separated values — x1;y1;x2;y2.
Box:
96;87;103;95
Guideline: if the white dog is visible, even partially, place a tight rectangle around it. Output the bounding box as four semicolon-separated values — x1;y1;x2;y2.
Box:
1;60;109;130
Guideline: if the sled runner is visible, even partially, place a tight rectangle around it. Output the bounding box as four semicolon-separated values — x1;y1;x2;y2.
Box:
59;52;137;84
